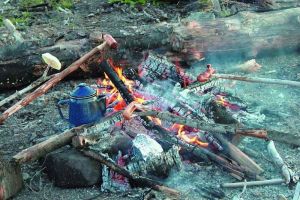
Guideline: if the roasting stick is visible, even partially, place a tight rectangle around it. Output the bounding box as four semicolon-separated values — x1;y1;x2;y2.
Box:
0;75;54;107
212;73;300;87
0;34;117;124
221;178;285;188
82;150;180;197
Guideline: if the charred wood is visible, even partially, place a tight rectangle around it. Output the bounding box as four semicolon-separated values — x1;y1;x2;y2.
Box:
82;150;180;197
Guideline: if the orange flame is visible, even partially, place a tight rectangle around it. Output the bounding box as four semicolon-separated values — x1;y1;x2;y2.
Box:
171;124;208;148
98;61;146;111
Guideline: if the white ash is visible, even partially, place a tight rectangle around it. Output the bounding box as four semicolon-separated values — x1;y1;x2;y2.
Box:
132;134;163;162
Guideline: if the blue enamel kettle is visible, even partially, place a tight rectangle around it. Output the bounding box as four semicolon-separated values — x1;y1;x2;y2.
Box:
57;83;106;127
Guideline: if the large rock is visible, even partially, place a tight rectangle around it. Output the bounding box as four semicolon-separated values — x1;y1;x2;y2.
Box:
43;149;102;188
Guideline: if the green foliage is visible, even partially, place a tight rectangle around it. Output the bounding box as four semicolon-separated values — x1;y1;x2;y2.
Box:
198;0;213;10
20;0;74;9
49;0;74;9
20;0;44;7
0;16;3;27
9;12;32;26
108;0;158;6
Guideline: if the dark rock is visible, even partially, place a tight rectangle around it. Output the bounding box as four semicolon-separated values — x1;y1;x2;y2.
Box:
43;149;102;188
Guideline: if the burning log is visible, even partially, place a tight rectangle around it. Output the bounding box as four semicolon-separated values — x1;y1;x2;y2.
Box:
0;35;117;124
211;133;264;175
82;150;180;197
127;134;182;178
100;60;260;179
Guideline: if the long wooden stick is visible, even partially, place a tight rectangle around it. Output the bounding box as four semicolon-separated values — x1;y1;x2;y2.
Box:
221;178;285;188
213;74;300;87
267;140;293;184
0;37;115;124
0;75;54;107
134;110;235;134
13;111;123;164
82;150;180;197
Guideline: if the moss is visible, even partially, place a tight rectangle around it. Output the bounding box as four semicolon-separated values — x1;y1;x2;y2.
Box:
0;16;3;27
20;0;44;7
49;0;74;9
20;0;74;9
9;12;32;26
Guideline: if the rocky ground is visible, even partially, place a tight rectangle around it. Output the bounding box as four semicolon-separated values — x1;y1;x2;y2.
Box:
0;0;300;200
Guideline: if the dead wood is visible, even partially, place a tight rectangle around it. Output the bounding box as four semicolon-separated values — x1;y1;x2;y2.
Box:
13;111;123;164
0;74;54;107
293;182;300;200
127;146;182;178
267;140;294;184
134;110;235;134
3;19;24;43
221;178;285;188
235;129;268;140
1;8;300;90
0;36;116;124
0;159;23;200
82;150;180;197
212;133;264;175
213;74;300;88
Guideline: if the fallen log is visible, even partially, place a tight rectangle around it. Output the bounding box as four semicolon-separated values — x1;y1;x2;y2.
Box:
0;35;117;124
1;8;300;90
82;150;180;197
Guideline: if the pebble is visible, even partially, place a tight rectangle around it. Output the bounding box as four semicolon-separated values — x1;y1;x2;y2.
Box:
22;172;30;181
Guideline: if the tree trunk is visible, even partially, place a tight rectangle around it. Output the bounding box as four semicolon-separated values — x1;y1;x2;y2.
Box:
1;8;299;90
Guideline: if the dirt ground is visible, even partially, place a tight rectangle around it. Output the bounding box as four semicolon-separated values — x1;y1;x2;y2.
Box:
0;1;300;200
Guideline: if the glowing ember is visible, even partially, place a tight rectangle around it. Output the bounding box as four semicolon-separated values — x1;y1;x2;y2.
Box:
171;124;209;148
97;59;208;148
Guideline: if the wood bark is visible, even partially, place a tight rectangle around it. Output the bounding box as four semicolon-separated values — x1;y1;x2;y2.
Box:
0;159;23;200
82;150;180;197
1;8;300;90
13;111;123;164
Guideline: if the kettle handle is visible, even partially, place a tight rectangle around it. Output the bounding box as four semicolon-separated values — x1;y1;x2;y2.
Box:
57;99;70;121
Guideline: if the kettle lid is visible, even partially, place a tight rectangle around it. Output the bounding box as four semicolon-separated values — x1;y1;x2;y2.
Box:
71;83;96;98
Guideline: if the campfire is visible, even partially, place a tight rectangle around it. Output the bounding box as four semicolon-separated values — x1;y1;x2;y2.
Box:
1;34;299;200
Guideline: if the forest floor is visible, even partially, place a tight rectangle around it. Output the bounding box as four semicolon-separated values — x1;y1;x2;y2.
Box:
0;1;300;200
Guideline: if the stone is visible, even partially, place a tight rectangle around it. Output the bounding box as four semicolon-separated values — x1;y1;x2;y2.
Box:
43;149;102;188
